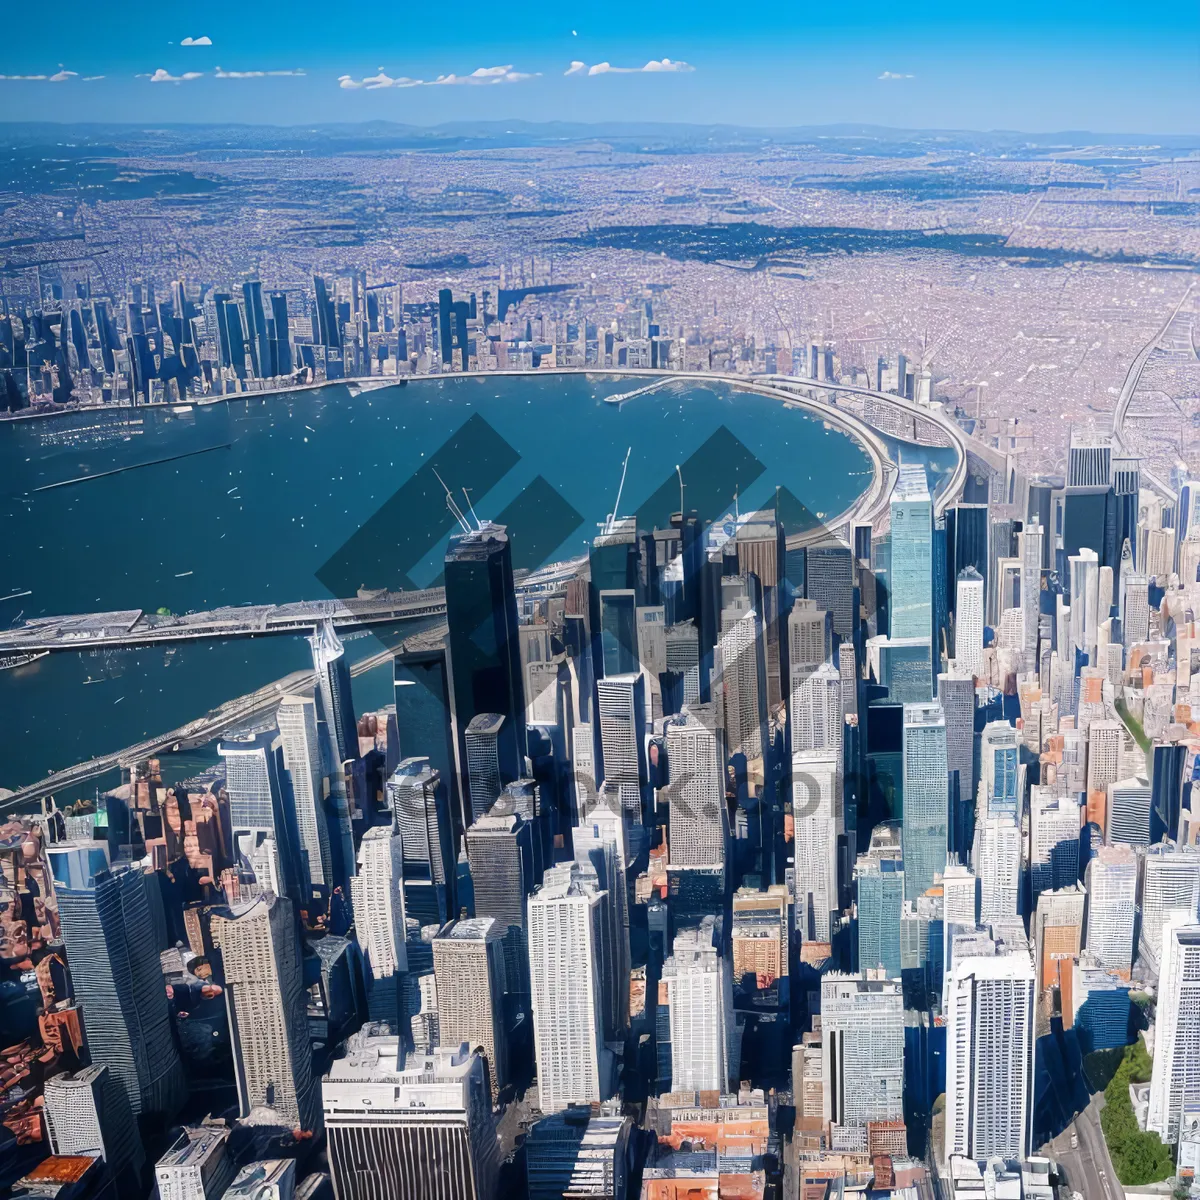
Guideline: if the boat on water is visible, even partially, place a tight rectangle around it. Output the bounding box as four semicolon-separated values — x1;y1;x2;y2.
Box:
0;650;48;672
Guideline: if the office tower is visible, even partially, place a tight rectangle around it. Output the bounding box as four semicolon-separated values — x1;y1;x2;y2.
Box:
388;758;455;925
310;619;358;767
792;749;840;941
210;893;318;1131
324;1031;498;1200
43;1065;144;1184
445;523;526;827
464;713;506;822
980;721;1019;816
589;518;640;677
1029;790;1081;899
219;734;296;890
902;703;948;900
242;280;271;378
666;621;701;705
1068;549;1100;660
55;866;186;1118
661;919;735;1094
856;855;904;979
529;863;609;1113
664;704;726;869
1020;524;1043;668
277;694;332;891
525;1107;633;1200
432;918;509;1098
944;947;1036;1161
890;465;933;640
821;974;904;1130
351;826;407;1017
731;886;790;986
718;594;764;762
975;812;1022;925
155;1126;235;1200
788;597;832;676
942;859;979;926
791;661;842;754
873;634;934;703
269;291;291;375
1123;572;1150;642
1108;776;1153;846
937;671;975;839
595;674;648;818
574;798;631;1036
954;567;985;678
807;539;855;637
1147;914;1200;1143
1086;720;1123;797
1033;884;1085;991
1139;843;1200;971
1083;845;1137;976
466;799;535;1004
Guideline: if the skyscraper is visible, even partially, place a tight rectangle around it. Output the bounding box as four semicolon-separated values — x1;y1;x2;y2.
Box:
351;825;408;1018
211;892;319;1131
595;674;648;819
663;704;726;869
55;866;186;1119
821;973;905;1131
323;1031;499;1200
890;465;933;641
1084;844;1137;976
1029;789;1080;899
792;748;841;941
1147;914;1200;1143
1033;884;1086;991
790;661;842;754
388;757;456;925
944;947;1036;1161
660;918;736;1094
43;1065;144;1185
219;733;297;892
276;694;332;891
902;702;948;900
731;886;790;986
717;592;764;762
464;712;507;822
529;863;610;1113
432;918;509;1099
954;566;985;678
856;853;905;979
1139;843;1200;972
154;1126;235;1200
445;523;526;828
975;811;1023;925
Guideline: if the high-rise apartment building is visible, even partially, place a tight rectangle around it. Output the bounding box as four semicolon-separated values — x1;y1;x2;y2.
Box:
660;919;735;1094
821;973;905;1130
954;566;985;678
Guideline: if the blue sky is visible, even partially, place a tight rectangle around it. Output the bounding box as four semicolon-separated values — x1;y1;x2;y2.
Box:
1;0;1197;131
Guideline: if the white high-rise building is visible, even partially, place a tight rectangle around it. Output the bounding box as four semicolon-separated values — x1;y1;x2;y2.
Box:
154;1126;235;1200
43;1065;144;1183
944;947;1036;1162
1139;843;1200;972
276;694;332;889
1147;914;1200;1143
1020;525;1043;670
821;974;905;1131
792;749;841;942
1068;549;1100;661
351;826;408;981
528;863;609;1113
1029;789;1081;899
664;704;727;869
1084;844;1138;975
788;598;831;674
718;598;763;761
903;702;948;900
790;661;843;755
1086;720;1123;797
975;811;1023;926
323;1031;499;1200
210;893;319;1132
661;918;735;1094
955;567;985;679
942;860;979;927
595;674;647;819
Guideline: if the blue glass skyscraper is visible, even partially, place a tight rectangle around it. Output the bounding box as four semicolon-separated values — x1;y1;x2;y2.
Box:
889;465;933;641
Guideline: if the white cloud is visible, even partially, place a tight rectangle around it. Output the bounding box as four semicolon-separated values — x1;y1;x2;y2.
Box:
339;64;536;89
141;68;204;83
878;70;914;80
83;75;105;81
180;36;213;46
214;66;305;78
0;66;79;82
567;57;694;75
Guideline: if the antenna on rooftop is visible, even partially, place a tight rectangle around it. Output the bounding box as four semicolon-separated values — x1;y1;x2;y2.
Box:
433;468;471;536
461;488;482;531
606;447;632;535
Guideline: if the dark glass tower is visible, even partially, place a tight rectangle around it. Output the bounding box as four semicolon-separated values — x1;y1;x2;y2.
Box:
444;522;526;827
